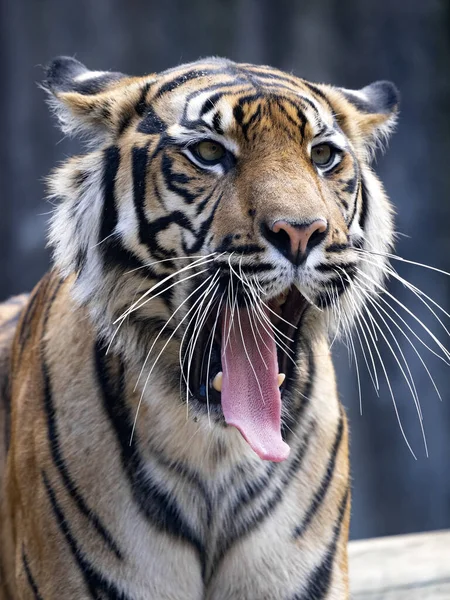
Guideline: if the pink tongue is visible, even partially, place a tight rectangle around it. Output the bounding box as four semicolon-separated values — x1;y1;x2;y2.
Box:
221;308;290;462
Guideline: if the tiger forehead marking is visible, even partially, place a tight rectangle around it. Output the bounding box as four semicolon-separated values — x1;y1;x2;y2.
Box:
149;66;340;152
118;64;360;265
0;56;399;599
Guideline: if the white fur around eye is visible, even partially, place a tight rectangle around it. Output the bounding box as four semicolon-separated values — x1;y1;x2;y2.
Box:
181;147;225;176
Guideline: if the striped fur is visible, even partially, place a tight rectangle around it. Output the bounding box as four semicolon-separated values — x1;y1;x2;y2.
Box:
0;57;398;599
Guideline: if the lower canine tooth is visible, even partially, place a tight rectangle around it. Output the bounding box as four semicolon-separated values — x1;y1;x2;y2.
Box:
212;372;223;392
277;373;286;387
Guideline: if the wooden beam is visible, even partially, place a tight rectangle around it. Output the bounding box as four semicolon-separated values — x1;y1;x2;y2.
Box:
349;529;450;599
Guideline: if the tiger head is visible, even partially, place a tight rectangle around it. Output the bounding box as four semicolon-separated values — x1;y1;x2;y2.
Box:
46;57;398;461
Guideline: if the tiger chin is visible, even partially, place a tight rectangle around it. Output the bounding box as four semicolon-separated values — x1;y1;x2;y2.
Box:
0;56;398;599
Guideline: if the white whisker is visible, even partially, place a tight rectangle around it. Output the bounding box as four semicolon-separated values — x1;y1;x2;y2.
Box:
334;268;380;394
117;254;221;322
134;275;213;392
349;275;425;427
236;301;265;403
185;275;221;405
244;295;268;369
124;253;218;275
205;291;225;425
130;277;218;444
365;290;442;402
357;255;450;334
356;269;450;364
107;267;210;353
355;247;450;278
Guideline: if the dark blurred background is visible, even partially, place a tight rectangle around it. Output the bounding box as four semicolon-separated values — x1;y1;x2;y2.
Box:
1;0;449;541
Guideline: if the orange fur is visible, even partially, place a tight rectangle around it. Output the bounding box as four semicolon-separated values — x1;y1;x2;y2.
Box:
0;57;399;599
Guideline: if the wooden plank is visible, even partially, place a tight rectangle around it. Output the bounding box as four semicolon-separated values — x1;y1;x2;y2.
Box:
349;529;450;599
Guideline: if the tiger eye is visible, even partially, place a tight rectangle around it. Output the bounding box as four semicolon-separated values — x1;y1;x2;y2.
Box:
195;140;225;163
311;143;332;166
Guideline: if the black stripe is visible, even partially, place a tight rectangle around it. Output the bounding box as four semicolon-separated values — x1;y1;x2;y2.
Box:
40;279;122;559
214;260;274;278
182;83;253;126
237;65;309;92
316;266;356;308
17;275;50;359
315;261;355;273
42;366;123;559
99;146;121;246
183;193;222;254
359;175;370;231
99;145;160;275
236;70;322;118
153;451;213;529
200;92;223;116
290;486;350;600
282;348;315;442
254;83;322;117
300;81;335;115
137;104;166;135
239;262;275;275
132;144;154;246
232;93;269;140
74;248;88;276
155;68;223;99
103;237;157;274
135;81;152;117
185;81;251;104
273;97;307;140
195;185;219;216
241;68;299;86
117;111;134;136
337;194;349;211
94;342;207;578
42;472;130;600
241;104;262;140
22;550;43;600
325;243;349;253
224;462;277;523
143;210;193;248
161;153;199;204
235;66;265;93
293;410;344;539
316;280;350;308
132;144;218;265
124;314;177;348
209;422;316;580
342;175;357;196
212;111;224;135
347;178;360;229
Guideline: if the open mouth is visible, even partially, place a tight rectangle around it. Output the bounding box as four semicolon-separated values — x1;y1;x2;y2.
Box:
185;284;308;462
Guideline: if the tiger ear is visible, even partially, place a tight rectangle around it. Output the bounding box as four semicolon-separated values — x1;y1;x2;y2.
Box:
326;80;400;158
43;56;153;139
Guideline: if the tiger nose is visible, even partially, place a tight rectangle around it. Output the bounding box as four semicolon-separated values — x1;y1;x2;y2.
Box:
263;218;328;265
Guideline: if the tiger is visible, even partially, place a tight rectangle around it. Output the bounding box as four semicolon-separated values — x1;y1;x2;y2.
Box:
0;56;398;599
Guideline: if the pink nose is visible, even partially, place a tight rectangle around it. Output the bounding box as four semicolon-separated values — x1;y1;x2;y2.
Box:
268;219;328;265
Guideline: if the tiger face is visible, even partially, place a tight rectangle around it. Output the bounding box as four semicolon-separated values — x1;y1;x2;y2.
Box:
46;57;397;461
